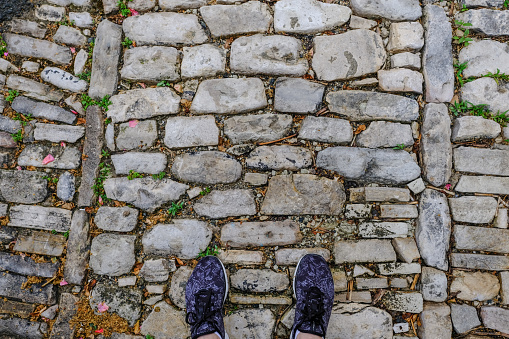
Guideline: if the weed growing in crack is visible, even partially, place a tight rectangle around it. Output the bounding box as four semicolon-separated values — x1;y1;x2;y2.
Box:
454;62;475;87
92;162;111;204
392;144;406;150
197;245;219;258
42;176;58;184
168;201;184;216
151;171;165;180
127;170;143;180
453;20;473;47
81;94;112;112
482;69;509;84
5;89;19;102
11;130;23;142
117;0;133;17
122;37;134;47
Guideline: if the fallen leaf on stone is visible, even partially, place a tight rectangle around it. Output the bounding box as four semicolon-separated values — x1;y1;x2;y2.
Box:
129;120;139;128
97;302;109;313
77;118;86;125
354;125;366;135
42;154;55;165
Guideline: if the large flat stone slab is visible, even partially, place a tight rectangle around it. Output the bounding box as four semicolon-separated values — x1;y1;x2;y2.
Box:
18;144;81;169
200;2;272;37
107;88;180;123
455;225;509;253
452;116;501;142
275;248;330;265
449;196;497;224
0;252;59;277
454;147;509;176
7;76;64;102
356;121;413;148
350;0;421;20
326;91;419;122
182;44;226;79
230;34;308;76
246;146;313;171
140;302;188;338
104;177;188;212
458;40;509;78
9;19;47;39
422;5;454;103
194;189;256;218
13;231;67;257
462;78;509;115
164;116;219;148
456;9;509;36
298;116;352;145
89;20;122;100
116;120;157;150
3;33;72;65
9;205;72;232
481;306;509;334
231;269;289;293
416;189;451;271
274;0;351;34
120;46;179;82
327;305;393;339
171;151;241;184
261;174;345;215
34;123;84;143
0;317;47;339
41;67;88;92
381;291;423;313
95;206;138;232
142;219;212;258
317;147;420;184
221;220;302;247
191;78;267;114
224;309;275;338
451;253;509;271
312;29;386;81
90;284;142;326
111;152;167;175
451;304;481;334
358;221;409;238
89;234;135;276
0;272;56;304
11;96;75;124
123;13;207;46
334;239;396;263
0;170;47;204
63;210;90;285
274;78;325;114
450;270;500;301
456;175;509;195
49;293;78;338
224;114;292;144
419;303;452;339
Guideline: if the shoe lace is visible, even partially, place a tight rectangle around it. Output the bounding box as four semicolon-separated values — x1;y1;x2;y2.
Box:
185;289;220;334
296;286;326;335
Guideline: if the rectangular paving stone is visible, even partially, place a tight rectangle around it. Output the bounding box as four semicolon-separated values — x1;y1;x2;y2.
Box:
378;262;421;275
89;20;122;100
275;248;330;265
454;225;509;254
9;19;47;38
50;293;78;338
449;196;497;224
11;96;76;124
356;277;388;290
121;46;179;82
381;291;423;313
334;239;397;263
358;222;409;238
165;116;219;149
9;205;72;232
34;123;85;143
0;272;56;304
0;299;35;318
13;231;67;256
451;253;509;271
350;187;411;202
217;250;264;265
456;9;509;36
220;220;302;247
380;205;418;218
334;291;372;303
64;210;90;285
0;252;59;278
454;147;509;176
194;189;256;218
0;169;48;204
3;33;72;65
230;294;292;305
456;175;509;195
6;76;64;102
0;317;47;339
18;144;81;169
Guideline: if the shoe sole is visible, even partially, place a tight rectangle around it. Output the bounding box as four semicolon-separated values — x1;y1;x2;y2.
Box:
215;256;230;339
293;254;305;299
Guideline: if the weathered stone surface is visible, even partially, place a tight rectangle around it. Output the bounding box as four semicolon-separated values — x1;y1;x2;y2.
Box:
246;146;313;171
326;90;419;122
128;0;156;11
123;13;207;46
274;0;350;34
456;9;509;36
201;2;272;37
0;272;56;304
451;303;481;334
356;277;388;289
89;234;135;276
0;131;15;148
112;152;167;175
104;177;188;211
462;78;509;115
169;266;192;309
349;15;377;29
0;317;47;339
358;221;409;238
419;303;452;339
380;204;418;218
501;271;509;304
388;22;424;53
63;211;89;285
451;253;509;271
108;87;180;123
224;309;275;338
224;114;292;144
165;115;218;149
455;225;509;254
317;147;420;184
0;116;21;134
230;294;292;305
275;248;330;265
53;25;86;46
449;196;497;224
3;33;72;65
313;29;386;81
34;123;85;143
327;305;393;338
172;151;241;184
378;68;423;93
9;19;47;39
421;103;452;186
142;220;212;259
89;20;122;100
350;0;421;20
345;204;372;219
416;189;451;271
261;174;346;215
221;220;301;248
90;284;142;326
452;116;501;142
450;270;500;301
9;205;72;232
0;170;47;204
382;292;423;313
0;252;59;278
357;121;413;148
35;4;65;21
0;299;36;318
140;259;175;282
392;238;420;263
455;147;509;176
95;206;139;232
351;187;411;203
335;292;372;303
159;0;207;10
116;120;158;150
12;96;75;124
182;44;226;79
140;302;188;338
463;0;505;7
191;78;267;114
422;5;454;102
194;189;256;218
335;239;396;263
121;47;179;82
458;40;509;78
69;12;94;28
391;52;421;70
7;76;64;102
274;78;325;114
481;306;509;334
231;35;307;76
49;293;78;338
421;267;447;302
14;231;67;257
298;116;352;144
218;250;264;265
231;269;289;293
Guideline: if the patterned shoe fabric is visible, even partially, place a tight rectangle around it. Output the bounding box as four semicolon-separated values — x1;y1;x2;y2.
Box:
291;254;334;339
185;256;228;339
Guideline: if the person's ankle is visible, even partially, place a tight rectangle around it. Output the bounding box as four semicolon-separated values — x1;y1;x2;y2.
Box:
197;333;221;339
296;331;323;339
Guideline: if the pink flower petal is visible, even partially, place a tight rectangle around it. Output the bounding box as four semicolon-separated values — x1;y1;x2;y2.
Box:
95;329;104;334
3;52;8;57
129;8;139;16
97;302;109;313
139;83;146;89
60;141;66;148
16;166;22;171
70;47;76;54
59;280;68;286
129;120;138;128
71;110;78;115
42;154;55;165
445;183;452;190
98;196;103;205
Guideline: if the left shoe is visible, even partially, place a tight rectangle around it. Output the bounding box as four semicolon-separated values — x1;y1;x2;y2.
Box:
185;256;229;339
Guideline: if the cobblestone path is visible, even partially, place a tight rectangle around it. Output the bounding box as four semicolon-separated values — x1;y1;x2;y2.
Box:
0;0;508;337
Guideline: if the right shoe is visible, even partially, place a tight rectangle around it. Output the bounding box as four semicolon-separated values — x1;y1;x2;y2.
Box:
290;254;334;339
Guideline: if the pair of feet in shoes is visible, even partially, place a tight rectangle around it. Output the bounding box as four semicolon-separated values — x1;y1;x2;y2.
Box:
185;254;335;339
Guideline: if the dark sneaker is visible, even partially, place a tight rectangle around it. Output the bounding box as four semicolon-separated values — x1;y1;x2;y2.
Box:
291;254;334;339
185;256;229;339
